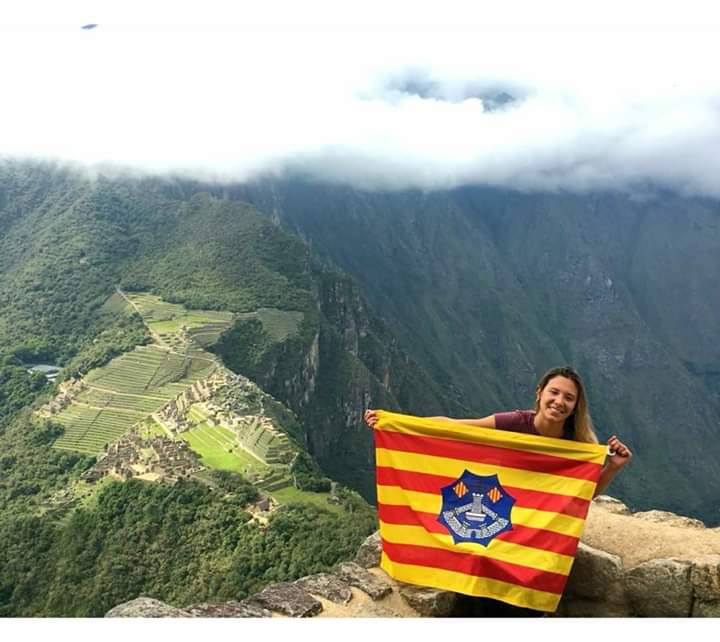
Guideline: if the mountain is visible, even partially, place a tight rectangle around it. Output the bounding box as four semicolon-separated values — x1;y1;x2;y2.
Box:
0;160;453;615
226;178;720;525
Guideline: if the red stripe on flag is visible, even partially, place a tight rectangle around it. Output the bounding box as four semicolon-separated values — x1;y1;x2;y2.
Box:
375;429;602;481
381;540;567;595
376;466;591;519
378;503;579;557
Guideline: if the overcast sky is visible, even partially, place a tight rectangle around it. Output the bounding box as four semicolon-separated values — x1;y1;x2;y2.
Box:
2;0;720;196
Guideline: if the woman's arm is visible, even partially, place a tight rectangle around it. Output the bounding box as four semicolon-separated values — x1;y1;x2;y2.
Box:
363;409;495;429
594;435;632;498
426;415;496;428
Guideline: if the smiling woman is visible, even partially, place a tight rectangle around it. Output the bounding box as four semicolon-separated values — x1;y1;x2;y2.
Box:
364;365;632;498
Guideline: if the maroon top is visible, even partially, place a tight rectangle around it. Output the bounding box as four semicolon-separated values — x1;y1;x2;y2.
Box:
494;409;573;439
493;410;539;435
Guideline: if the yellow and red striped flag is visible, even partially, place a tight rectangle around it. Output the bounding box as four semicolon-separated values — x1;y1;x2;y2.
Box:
373;410;607;612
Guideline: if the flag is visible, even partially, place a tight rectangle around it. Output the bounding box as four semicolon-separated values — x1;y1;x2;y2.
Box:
373;410;607;612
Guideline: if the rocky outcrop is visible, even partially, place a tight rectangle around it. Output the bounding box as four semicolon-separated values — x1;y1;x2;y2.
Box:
556;497;720;617
397;585;457;617
633;510;706;529
244;582;323;617
559;543;630;617
624;558;694;617
183;601;272;617
354;530;382;568
105;597;192;617
107;497;720;618
294;573;353;605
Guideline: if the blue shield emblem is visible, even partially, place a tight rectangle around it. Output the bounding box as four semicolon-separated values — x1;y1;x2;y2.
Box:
438;470;515;546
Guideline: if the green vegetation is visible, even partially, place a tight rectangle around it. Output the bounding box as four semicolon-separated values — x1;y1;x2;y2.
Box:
0;412;95;514
0;356;48;425
0;478;376;616
181;424;265;474
0;161;459;616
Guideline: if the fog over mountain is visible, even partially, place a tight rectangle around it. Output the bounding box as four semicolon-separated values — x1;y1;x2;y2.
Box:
3;1;720;196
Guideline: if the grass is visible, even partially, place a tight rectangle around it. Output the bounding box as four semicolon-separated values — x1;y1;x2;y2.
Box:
181;426;267;475
236;308;304;343
98;292;132;316
270;487;343;514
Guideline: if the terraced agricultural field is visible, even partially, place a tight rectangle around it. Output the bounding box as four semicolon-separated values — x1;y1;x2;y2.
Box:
53;406;146;454
53;345;219;454
237;308;304;342
123;292;235;350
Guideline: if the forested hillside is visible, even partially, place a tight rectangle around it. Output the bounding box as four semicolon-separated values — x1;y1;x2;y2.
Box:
0;160;452;615
228;179;720;525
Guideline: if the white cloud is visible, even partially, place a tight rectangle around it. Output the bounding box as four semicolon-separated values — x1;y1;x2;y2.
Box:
2;1;720;195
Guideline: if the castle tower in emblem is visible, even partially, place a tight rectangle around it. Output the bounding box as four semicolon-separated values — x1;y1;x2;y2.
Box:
438;471;515;546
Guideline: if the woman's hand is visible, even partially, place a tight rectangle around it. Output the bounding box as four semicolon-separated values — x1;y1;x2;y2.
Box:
364;409;379;428
607;435;632;469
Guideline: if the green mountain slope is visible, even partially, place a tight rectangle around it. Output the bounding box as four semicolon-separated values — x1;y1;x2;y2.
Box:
0;159;452;498
229;179;720;525
2;161;427;614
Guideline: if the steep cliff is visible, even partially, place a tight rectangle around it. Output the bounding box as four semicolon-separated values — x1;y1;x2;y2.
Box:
226;179;720;524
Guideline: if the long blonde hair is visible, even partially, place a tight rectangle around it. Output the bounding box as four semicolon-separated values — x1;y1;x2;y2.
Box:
534;366;598;443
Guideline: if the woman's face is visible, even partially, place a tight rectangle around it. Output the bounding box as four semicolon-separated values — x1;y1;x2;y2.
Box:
537;376;578;424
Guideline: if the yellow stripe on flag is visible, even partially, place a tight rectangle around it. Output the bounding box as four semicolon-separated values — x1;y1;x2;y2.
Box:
380;522;575;575
377;484;586;537
375;410;607;464
380;553;561;612
376;447;597;501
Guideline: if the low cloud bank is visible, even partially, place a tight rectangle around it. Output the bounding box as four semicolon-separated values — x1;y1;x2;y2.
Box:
2;23;719;196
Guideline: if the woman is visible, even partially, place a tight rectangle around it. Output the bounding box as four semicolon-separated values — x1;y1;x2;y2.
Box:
364;365;632;497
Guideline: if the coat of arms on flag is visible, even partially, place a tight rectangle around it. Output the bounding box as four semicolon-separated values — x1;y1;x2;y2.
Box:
372;410;608;612
439;471;515;546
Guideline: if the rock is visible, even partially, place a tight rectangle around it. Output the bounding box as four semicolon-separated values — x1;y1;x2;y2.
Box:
244;582;323;617
354;530;382;568
105;597;191;617
592;495;631;515
633;510;706;529
556;598;631;618
692;600;720;617
624;558;693;617
397;584;456;616
565;542;624;601
690;555;720;600
347;602;400;618
334;561;393;600
184;601;272;617
294;573;353;605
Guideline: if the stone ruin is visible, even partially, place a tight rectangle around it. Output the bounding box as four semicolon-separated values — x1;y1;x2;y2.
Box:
154;368;294;466
82;430;204;484
36;378;86;417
